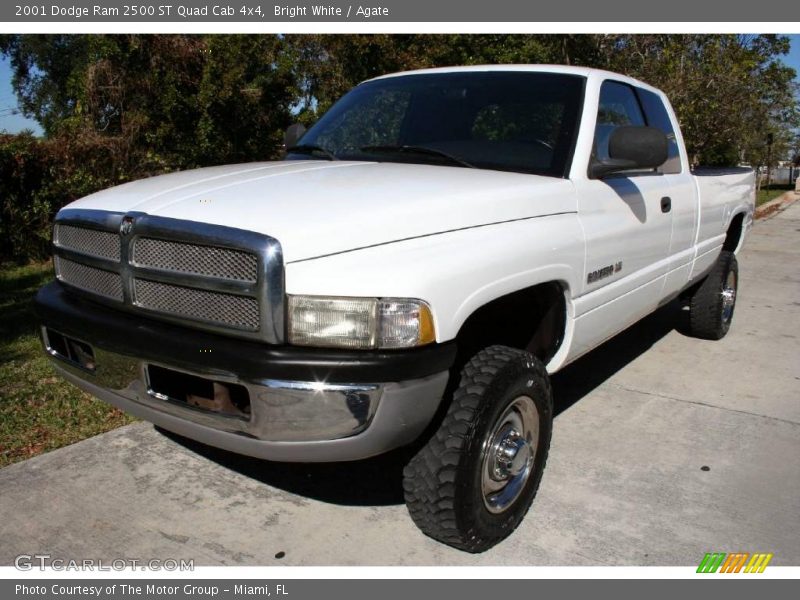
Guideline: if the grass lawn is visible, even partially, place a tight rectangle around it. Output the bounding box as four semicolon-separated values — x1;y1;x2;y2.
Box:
0;261;134;468
756;184;794;207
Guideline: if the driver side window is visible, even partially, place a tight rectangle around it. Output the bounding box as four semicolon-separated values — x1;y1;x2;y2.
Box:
594;81;646;161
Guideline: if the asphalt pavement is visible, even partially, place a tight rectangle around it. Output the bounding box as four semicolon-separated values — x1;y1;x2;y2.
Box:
1;200;798;566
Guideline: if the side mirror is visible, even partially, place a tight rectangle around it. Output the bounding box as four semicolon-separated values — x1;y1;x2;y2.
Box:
283;123;307;150
591;126;668;178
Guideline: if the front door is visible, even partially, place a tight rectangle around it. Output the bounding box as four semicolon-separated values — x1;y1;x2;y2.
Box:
570;79;674;358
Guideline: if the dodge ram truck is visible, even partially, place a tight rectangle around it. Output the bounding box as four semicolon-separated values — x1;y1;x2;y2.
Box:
35;65;755;552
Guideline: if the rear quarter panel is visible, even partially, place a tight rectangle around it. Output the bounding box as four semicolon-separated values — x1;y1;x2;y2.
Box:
692;167;755;277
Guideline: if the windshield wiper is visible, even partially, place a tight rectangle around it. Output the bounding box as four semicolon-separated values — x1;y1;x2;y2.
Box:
359;145;475;169
286;144;338;161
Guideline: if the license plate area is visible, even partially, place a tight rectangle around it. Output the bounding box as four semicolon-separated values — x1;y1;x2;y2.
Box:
146;364;251;420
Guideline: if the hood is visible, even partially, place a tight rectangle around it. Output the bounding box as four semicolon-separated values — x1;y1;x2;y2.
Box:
65;161;575;263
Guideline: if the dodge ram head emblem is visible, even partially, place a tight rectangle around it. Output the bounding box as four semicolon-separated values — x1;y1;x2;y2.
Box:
119;216;134;236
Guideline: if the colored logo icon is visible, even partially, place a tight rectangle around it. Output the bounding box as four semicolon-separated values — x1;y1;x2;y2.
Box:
697;552;773;573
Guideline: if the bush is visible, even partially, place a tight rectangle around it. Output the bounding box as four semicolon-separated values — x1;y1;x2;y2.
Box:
0;133;55;263
0;131;153;263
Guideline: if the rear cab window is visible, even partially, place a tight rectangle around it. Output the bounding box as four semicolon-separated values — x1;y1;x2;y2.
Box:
636;88;682;174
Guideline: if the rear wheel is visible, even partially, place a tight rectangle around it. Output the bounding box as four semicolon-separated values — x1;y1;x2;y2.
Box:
687;250;739;340
402;345;553;553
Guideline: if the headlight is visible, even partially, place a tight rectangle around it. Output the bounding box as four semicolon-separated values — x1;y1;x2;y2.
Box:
287;295;436;350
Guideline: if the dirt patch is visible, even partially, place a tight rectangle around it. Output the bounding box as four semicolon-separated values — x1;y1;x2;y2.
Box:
755;191;798;220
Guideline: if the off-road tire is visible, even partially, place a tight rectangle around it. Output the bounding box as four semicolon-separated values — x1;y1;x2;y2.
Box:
402;345;553;553
688;250;739;340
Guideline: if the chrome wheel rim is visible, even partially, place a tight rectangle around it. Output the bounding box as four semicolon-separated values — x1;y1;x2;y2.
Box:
721;269;737;323
481;395;539;514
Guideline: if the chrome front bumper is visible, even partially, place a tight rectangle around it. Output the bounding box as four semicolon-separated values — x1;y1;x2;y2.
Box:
43;327;448;462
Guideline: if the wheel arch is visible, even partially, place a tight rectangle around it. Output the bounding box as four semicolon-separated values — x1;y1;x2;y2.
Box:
451;278;574;372
723;211;747;254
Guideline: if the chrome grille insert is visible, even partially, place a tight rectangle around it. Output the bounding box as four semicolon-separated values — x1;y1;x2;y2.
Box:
54;256;124;301
133;238;258;282
51;210;284;343
134;279;260;331
54;224;121;261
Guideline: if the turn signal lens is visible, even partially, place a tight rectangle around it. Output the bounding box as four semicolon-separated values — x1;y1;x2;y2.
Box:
377;299;435;348
418;303;436;345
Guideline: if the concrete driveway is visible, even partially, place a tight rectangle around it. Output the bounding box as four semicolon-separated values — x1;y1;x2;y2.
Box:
2;202;798;566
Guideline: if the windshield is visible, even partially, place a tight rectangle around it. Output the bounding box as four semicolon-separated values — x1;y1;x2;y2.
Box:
288;71;585;177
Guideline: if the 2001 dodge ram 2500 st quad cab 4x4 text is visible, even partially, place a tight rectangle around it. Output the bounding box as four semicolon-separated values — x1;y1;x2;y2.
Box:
36;65;754;552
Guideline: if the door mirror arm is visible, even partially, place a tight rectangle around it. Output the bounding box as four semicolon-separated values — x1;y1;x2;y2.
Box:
590;158;639;178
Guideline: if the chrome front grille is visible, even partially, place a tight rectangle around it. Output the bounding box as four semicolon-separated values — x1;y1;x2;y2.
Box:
51;210;284;343
54;224;121;261
54;256;124;301
134;279;260;331
132;237;258;282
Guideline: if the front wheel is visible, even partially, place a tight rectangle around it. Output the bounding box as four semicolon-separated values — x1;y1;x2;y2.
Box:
402;345;553;553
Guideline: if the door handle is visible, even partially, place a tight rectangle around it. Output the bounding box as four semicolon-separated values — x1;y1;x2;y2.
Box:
661;196;672;213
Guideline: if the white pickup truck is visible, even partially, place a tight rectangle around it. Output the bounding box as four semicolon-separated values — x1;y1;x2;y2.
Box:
36;65;754;552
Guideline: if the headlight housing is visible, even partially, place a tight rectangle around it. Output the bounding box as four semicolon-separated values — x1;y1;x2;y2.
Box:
287;295;436;350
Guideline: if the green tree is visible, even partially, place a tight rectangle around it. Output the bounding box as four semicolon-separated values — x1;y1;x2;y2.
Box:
283;34;560;120
0;34;297;262
283;34;799;168
581;34;799;166
0;34;294;175
4;34;796;170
